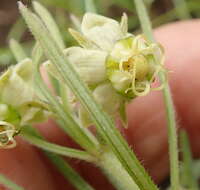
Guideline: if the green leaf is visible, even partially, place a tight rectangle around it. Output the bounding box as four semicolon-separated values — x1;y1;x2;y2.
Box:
84;0;97;13
180;130;198;190
21;127;95;162
0;47;15;66
0;174;24;190
193;160;200;181
24;126;95;190
19;3;158;190
9;39;27;62
69;14;81;31
33;1;65;95
8;18;26;42
47;153;95;190
30;38;99;154
119;101;128;128
33;1;65;49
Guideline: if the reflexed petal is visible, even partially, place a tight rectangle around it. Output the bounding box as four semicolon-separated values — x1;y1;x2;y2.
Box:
64;47;107;85
81;13;124;51
0;121;16;149
92;82;122;115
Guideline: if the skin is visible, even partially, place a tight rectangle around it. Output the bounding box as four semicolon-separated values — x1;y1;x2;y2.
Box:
0;19;200;190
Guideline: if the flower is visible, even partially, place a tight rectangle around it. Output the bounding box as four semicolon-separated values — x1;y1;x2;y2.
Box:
45;13;166;127
0;58;51;148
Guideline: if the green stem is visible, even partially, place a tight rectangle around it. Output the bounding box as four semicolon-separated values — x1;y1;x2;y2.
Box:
21;128;95;162
98;149;141;190
0;174;24;190
180;130;198;190
133;1;179;190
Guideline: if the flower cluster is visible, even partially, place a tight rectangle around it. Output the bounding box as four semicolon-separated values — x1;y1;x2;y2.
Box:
45;13;166;127
0;59;50;148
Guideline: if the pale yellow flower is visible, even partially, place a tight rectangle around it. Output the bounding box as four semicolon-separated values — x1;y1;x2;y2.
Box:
45;13;166;127
0;58;51;148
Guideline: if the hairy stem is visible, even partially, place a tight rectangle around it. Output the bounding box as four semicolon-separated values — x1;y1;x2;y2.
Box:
97;149;141;190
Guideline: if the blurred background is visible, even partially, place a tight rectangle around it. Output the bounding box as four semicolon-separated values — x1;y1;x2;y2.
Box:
0;0;200;188
0;0;200;69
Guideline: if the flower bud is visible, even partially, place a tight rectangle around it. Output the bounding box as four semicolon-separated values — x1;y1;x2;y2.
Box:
106;35;164;98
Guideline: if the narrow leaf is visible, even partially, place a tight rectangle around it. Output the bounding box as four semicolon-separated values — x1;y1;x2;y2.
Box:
21;127;95;162
0;174;24;190
180;129;198;190
24;126;95;190
69;14;81;31
84;0;97;13
33;1;65;49
19;3;158;189
133;1;179;190
31;39;99;153
9;39;27;62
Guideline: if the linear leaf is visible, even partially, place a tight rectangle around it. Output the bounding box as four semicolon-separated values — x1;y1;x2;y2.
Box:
19;3;158;190
24;126;95;190
0;174;24;190
33;1;65;49
21;128;95;162
9;39;27;62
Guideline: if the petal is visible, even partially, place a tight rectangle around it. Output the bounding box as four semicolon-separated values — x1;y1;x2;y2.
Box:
120;13;128;36
92;82;122;115
0;104;20;125
81;13;123;51
68;28;98;49
109;71;132;94
14;58;34;83
79;106;93;128
19;101;51;125
109;37;134;62
64;47;107;85
0;73;34;106
0;59;35;107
